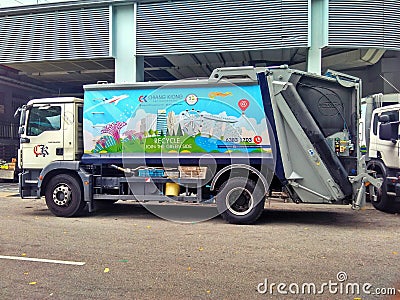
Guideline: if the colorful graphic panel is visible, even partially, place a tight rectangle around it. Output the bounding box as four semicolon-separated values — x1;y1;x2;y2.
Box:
83;83;271;155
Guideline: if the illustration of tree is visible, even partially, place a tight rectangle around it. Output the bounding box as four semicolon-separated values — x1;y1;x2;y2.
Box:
134;132;144;143
160;130;164;137
155;130;159;136
148;129;154;137
176;123;183;136
101;121;127;143
97;138;107;148
123;129;135;140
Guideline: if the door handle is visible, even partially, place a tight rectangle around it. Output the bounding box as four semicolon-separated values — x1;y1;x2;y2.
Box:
56;148;64;156
20;137;30;143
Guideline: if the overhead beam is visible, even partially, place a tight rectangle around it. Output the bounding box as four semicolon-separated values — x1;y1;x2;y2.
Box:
18;69;115;76
0;74;55;94
322;49;385;70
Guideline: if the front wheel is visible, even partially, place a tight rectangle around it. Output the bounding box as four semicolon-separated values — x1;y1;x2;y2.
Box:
45;174;86;217
368;161;400;213
216;177;266;224
370;175;400;213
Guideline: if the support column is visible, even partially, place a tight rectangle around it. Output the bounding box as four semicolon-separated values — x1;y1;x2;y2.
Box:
112;3;144;83
307;0;328;75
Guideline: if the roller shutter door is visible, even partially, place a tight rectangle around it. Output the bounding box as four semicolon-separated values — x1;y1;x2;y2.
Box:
0;7;110;63
137;0;309;56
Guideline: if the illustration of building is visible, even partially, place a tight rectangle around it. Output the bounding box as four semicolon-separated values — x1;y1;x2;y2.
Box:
167;111;177;136
139;115;156;134
156;109;167;135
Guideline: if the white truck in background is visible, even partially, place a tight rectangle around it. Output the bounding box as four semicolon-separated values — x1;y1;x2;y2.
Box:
362;93;400;213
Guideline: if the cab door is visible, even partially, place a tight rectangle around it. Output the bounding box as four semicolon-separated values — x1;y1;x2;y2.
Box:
20;104;64;170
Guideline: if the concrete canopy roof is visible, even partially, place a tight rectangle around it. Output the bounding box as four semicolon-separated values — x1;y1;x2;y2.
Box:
0;0;390;96
2;48;310;95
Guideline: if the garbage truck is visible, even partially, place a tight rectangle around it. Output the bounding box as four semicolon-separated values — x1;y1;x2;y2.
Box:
16;66;381;224
361;93;400;213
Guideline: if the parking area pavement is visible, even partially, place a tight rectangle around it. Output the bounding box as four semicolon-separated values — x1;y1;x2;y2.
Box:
0;182;18;194
0;190;399;299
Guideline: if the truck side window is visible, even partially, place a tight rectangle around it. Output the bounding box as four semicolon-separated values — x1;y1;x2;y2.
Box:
78;106;83;124
27;106;61;136
382;110;399;122
373;114;378;135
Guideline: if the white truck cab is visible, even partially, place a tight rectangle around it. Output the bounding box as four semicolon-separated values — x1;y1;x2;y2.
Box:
364;94;400;213
18;97;83;197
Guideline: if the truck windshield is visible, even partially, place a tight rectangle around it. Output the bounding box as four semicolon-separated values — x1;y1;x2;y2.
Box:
27;106;61;136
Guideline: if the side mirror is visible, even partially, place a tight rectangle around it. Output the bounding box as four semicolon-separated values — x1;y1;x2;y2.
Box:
379;122;399;143
14;107;22;118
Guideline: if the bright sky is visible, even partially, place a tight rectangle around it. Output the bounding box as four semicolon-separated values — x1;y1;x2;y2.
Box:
0;0;79;8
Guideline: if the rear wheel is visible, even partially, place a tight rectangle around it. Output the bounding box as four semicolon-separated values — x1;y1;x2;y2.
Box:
45;174;86;217
216;177;265;224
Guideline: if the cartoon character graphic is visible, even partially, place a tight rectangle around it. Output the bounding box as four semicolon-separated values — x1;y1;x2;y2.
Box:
185;94;198;105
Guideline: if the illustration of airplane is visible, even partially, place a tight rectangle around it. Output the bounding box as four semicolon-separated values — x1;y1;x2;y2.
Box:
93;95;129;105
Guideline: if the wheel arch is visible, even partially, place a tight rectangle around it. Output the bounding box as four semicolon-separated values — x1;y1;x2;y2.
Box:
210;164;270;195
40;169;82;197
367;159;387;177
38;161;82;197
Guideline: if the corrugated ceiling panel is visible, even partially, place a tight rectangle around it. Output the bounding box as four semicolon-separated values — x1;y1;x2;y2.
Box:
137;0;309;56
0;7;110;63
384;0;400;50
329;0;384;48
329;0;400;50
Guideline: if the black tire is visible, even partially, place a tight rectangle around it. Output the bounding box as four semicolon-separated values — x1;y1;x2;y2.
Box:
216;177;265;224
370;175;400;213
368;161;399;213
45;174;86;217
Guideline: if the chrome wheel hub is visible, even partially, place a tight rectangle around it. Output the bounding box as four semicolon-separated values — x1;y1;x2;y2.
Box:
226;187;254;216
53;184;72;206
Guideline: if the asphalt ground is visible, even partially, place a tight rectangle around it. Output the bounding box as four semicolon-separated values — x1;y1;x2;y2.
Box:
0;183;399;300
